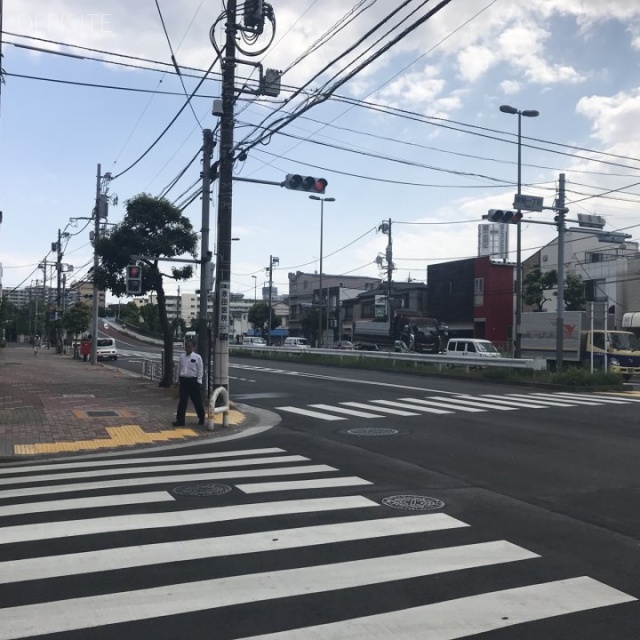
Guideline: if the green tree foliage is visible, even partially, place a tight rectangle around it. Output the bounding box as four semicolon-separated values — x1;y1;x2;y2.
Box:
94;194;197;386
119;301;141;326
248;301;280;335
564;273;586;311
140;303;160;334
523;268;557;312
62;302;92;339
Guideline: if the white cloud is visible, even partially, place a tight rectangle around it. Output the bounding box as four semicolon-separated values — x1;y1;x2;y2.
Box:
501;79;521;94
577;90;640;146
457;45;496;82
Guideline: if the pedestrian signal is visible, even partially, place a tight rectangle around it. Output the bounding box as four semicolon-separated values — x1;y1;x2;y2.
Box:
487;209;523;224
284;174;327;194
126;264;142;295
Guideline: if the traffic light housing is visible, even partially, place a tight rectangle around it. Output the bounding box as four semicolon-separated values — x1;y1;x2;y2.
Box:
126;265;142;295
284;174;327;194
487;209;523;224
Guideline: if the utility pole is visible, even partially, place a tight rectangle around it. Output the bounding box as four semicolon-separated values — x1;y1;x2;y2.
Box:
385;218;393;318
55;229;63;352
198;128;214;385
91;164;102;365
213;0;237;393
267;256;274;345
555;173;566;372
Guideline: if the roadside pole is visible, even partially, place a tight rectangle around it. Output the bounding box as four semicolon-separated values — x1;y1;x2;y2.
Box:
213;0;237;394
555;173;566;372
91;164;101;365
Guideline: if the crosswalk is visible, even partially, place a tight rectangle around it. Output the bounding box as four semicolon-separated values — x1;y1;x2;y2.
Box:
276;391;640;421
0;445;634;638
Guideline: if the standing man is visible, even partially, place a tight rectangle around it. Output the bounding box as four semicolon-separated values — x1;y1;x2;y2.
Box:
173;339;206;427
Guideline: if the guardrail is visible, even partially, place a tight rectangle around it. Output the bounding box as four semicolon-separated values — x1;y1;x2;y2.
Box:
229;345;547;371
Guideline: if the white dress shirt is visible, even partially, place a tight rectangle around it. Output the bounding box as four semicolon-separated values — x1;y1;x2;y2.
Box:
178;350;203;384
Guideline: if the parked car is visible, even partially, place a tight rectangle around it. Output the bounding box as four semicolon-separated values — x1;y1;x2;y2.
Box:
353;341;378;351
329;341;354;350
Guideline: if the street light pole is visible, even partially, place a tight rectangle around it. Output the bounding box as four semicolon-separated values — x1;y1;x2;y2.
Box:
499;105;539;359
309;195;335;347
252;275;257;304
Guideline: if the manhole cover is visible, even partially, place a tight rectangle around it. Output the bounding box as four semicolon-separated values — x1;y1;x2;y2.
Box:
345;427;399;436
86;410;119;417
172;483;232;497
382;495;445;511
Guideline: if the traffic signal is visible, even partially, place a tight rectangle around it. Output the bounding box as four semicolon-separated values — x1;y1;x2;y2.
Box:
126;265;142;295
284;174;328;194
487;209;523;224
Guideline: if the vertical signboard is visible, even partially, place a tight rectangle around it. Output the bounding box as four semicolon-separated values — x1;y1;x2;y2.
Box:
218;282;230;340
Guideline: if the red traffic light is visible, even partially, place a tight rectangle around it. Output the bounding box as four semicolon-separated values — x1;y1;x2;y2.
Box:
285;174;327;194
487;209;522;224
127;266;140;278
313;178;328;193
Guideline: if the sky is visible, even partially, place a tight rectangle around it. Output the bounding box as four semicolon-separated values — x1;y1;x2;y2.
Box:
2;0;640;305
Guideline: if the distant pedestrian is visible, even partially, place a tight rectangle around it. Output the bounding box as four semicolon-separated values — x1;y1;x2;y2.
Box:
173;339;205;427
33;335;41;357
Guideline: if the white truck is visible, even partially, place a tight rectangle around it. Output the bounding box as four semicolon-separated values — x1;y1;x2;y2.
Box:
521;310;640;380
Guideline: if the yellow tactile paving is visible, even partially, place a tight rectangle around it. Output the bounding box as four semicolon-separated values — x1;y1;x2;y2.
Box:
14;409;246;455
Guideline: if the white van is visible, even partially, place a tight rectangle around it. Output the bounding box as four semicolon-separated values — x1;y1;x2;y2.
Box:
445;338;500;358
283;337;310;349
96;337;118;361
242;336;267;347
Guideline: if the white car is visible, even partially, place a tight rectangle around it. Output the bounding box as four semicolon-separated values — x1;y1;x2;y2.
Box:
96;338;118;361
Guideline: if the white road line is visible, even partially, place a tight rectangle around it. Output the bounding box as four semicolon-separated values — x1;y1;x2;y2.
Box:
0;513;469;584
340;402;420;416
309;404;384;418
0;492;174;518
236;477;372;494
370;400;452;415
0;464;337;500
527;393;604;406
399;398;485;413
0;541;537;639
0;455;310;486
276;406;347;421
505;394;586;407
238;577;635;640
0;495;377;546
430;396;517;411
591;393;640;402
480;395;551;408
0;448;287;476
551;392;631;405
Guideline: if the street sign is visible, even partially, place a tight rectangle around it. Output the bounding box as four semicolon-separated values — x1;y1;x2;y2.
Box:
597;233;631;243
513;194;544;212
577;213;606;229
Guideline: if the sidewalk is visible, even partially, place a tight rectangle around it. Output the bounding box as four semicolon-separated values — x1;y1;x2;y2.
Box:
0;343;262;460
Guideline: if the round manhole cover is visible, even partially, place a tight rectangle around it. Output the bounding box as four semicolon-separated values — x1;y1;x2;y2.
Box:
382;495;445;511
345;427;399;436
172;483;232;497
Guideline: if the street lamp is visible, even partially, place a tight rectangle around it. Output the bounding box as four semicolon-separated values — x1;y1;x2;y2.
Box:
499;104;539;359
309;195;336;347
252;275;257;304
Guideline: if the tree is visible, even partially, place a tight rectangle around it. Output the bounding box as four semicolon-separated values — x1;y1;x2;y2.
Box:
62;302;92;340
94;194;197;387
119;301;141;326
523;268;557;312
564;273;586;311
139;303;160;335
248;301;280;335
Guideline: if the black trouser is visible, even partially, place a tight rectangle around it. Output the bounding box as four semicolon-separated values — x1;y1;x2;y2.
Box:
176;377;205;424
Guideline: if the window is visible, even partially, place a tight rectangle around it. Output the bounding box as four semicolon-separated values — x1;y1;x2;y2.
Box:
474;277;484;306
362;303;375;318
303;281;308;290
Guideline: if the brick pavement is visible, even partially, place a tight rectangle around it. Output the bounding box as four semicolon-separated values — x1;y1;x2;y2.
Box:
0;343;256;460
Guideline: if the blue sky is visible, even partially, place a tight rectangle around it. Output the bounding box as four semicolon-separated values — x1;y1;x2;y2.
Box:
2;0;640;304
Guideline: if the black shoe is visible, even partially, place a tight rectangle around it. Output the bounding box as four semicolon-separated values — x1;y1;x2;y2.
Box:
172;421;185;427
198;419;205;426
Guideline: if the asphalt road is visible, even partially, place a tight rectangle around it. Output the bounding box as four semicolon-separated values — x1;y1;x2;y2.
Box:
15;333;635;637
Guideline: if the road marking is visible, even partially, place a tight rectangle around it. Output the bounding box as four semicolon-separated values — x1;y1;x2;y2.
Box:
309;404;385;418
0;464;337;500
370;400;452;415
0;455;310;486
0;495;376;546
480;395;551;408
237;577;635;640
0;491;174;518
504;394;584;407
399;397;485;413
431;396;517;411
276;406;347;420
340;402;420;416
236;476;373;494
0;541;537;639
0;447;287;476
527;393;604;406
0;513;468;584
552;392;631;405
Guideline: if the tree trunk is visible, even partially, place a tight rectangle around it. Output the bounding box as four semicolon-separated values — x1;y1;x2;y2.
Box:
155;281;174;388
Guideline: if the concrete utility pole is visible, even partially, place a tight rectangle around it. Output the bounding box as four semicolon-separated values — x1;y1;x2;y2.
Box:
91;164;101;365
213;0;237;393
555;173;566;372
385;219;393;317
198;128;214;382
56;229;63;352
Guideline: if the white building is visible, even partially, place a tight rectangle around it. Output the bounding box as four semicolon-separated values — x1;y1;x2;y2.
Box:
478;223;509;262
